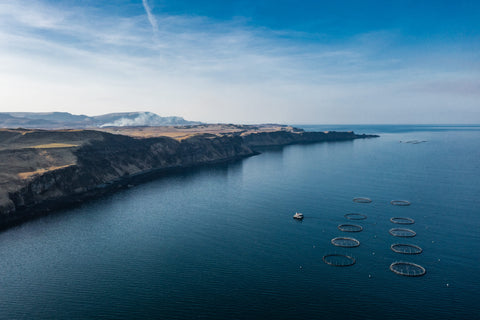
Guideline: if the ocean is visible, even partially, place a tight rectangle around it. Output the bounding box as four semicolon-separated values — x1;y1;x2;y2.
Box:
0;125;479;319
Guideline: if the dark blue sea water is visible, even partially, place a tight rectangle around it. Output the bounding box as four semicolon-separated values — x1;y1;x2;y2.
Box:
0;125;479;320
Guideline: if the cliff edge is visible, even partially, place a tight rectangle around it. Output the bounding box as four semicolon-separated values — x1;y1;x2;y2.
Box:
0;126;377;228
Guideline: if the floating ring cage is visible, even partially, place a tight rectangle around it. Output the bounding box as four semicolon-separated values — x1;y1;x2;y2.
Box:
338;224;363;232
390;261;426;277
391;200;411;206
391;243;423;254
344;213;367;220
331;237;360;248
389;228;416;238
390;217;415;225
323;254;356;267
353;197;372;203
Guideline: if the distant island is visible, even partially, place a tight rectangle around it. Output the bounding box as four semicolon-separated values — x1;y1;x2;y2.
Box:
0;114;378;229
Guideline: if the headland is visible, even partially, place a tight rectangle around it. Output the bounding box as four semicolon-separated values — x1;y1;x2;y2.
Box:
0;124;378;229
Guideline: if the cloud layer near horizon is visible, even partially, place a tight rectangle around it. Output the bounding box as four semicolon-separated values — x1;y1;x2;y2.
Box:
0;0;478;124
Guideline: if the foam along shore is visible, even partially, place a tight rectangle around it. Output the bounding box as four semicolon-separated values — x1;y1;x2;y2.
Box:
0;124;378;229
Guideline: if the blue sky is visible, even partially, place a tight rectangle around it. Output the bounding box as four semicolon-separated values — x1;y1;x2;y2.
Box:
0;0;478;124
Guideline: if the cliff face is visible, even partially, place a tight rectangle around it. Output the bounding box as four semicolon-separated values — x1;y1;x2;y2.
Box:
241;130;371;147
0;128;377;228
0;132;254;226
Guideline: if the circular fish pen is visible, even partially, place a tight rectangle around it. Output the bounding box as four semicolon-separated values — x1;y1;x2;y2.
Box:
323;254;356;267
390;261;426;277
391;244;423;254
331;237;360;248
390;217;415;225
390;200;411;206
389;228;416;238
337;224;363;232
344;213;367;220
353;197;372;203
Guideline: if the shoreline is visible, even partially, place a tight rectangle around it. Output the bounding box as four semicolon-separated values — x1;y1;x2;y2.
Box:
0;126;378;230
0;154;253;231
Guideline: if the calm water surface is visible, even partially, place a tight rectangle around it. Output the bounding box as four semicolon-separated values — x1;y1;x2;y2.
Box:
0;125;479;319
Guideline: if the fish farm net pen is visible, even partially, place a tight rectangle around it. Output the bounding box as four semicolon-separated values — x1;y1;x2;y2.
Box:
337;224;363;232
323;254;356;267
389;228;416;238
390;200;411;206
390;243;423;254
344;213;367;220
390;261;426;277
353;197;372;203
331;237;360;248
390;217;415;225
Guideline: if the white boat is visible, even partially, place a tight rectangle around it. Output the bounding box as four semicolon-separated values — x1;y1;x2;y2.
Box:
293;212;304;220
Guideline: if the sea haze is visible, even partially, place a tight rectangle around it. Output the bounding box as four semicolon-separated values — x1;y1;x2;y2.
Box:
0;125;479;319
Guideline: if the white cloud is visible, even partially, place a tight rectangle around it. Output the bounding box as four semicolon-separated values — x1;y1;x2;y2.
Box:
0;0;477;124
0;1;67;30
142;0;159;34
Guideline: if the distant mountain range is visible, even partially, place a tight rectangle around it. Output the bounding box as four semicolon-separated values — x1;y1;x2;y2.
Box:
0;112;201;129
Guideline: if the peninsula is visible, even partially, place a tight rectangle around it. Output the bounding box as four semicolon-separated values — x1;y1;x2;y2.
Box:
0;124;378;229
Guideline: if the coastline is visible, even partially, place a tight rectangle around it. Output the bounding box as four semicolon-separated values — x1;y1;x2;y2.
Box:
0;126;378;229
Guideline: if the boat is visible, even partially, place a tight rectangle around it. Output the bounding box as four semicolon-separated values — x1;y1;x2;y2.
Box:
293;212;304;220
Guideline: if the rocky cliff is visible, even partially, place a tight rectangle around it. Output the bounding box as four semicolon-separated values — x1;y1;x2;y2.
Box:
0;127;377;229
241;130;372;147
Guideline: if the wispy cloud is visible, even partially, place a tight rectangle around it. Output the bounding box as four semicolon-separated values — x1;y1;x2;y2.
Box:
0;1;67;30
142;0;158;34
0;0;478;124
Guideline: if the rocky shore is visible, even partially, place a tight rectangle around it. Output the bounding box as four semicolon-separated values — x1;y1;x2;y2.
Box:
0;126;377;229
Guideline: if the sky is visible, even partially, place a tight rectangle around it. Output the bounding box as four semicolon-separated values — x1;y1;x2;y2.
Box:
0;0;479;124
